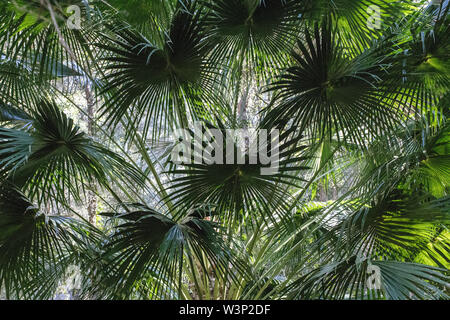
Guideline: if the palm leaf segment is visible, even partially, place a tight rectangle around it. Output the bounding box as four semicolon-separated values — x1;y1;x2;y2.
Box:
356;119;450;200
0;100;144;205
286;257;449;300
98;0;217;139
203;0;301;72
402;11;450;115
0;101;31;122
264;21;418;145
283;190;450;300
96;0;177;31
0;184;99;299
299;0;415;46
339;190;449;262
93;204;246;299
282;116;450;300
0;1;98;110
168;122;310;225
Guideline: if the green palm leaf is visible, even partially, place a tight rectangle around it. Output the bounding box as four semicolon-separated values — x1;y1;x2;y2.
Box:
97;0;219;140
299;0;416;46
0;100;31;122
0;183;99;299
203;0;301;77
0;100;145;205
263;21;407;145
167;123;310;226
285;256;449;300
91;204;247;299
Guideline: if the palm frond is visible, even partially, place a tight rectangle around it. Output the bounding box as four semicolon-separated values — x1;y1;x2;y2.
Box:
263;21;409;146
167;122;310;227
89;204;248;299
97;0;220;140
0;100;145;206
285;256;449;300
0;183;100;299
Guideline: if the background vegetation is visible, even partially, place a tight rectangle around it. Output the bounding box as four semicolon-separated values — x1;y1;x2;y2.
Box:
0;0;449;300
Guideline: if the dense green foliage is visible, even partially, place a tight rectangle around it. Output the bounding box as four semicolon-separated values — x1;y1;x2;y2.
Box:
0;0;449;300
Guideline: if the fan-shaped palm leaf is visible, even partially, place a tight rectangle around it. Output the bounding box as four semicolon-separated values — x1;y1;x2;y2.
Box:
0;183;100;299
91;204;247;299
167;122;310;226
285;256;449;299
263;21;408;145
97;0;220;140
0;100;145;206
299;0;416;46
203;0;301;77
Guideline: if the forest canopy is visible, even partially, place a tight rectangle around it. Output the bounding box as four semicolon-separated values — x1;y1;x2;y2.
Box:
0;0;449;300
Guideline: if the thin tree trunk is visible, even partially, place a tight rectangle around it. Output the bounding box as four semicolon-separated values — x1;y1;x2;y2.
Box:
238;85;250;151
85;84;97;225
318;184;328;202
